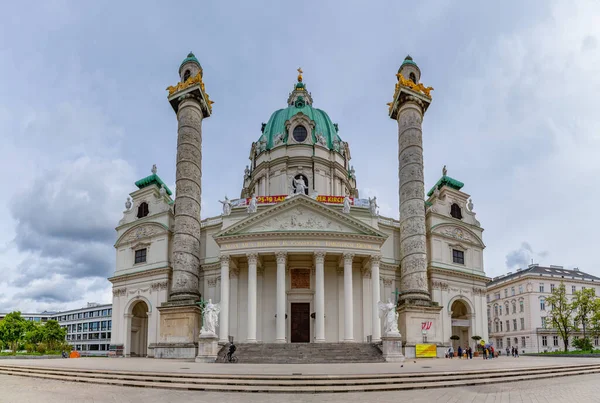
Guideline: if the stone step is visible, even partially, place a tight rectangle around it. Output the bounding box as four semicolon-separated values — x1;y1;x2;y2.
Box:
3;363;599;380
1;365;600;392
221;343;385;364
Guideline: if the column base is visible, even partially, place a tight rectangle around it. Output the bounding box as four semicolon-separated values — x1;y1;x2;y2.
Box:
154;303;202;359
274;339;287;343
246;339;258;343
314;338;326;343
343;339;356;343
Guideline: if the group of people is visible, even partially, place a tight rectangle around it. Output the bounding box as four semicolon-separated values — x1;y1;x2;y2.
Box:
445;345;474;359
505;346;520;358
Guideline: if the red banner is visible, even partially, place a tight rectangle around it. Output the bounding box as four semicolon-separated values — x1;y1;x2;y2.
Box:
244;195;353;205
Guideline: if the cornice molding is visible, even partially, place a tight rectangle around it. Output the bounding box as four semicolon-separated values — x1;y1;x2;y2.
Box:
108;266;171;284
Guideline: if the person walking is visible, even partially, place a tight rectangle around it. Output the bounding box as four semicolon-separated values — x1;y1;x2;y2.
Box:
457;346;463;360
483;347;488;360
468;346;473;359
448;345;454;359
506;347;510;357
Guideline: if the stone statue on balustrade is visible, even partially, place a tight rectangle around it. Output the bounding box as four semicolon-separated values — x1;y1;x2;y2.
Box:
219;196;232;216
247;194;257;214
342;194;351;214
378;299;400;336
368;196;378;217
200;299;221;337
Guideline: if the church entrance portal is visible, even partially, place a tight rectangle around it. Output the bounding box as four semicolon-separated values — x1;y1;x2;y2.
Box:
290;303;310;343
129;301;149;357
450;300;471;350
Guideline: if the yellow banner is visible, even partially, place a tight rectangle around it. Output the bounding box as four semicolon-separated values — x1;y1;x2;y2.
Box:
415;344;437;358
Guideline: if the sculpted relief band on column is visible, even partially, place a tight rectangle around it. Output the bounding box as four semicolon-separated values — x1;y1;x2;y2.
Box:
170;98;204;301
390;59;433;304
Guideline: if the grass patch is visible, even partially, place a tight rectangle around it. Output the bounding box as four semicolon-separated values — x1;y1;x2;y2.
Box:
535;349;600;355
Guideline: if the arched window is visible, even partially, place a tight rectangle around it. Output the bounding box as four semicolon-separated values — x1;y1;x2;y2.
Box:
292;125;308;142
137;202;149;218
450;203;462;219
183;69;191;82
409;72;417;83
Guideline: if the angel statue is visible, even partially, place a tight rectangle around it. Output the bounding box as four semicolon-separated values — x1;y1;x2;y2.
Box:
219;196;232;216
200;299;221;336
378;299;400;336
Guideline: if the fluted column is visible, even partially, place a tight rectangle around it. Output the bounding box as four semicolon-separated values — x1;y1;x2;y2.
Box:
246;253;258;343
314;251;326;343
343;253;354;342
370;255;381;342
397;99;431;304
170;97;204;301
275;251;287;343
219;254;230;343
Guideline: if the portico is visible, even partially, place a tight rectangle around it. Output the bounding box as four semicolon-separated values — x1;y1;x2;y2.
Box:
217;249;384;344
211;194;388;344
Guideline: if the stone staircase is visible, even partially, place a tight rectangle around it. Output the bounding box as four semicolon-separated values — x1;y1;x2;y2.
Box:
219;342;385;364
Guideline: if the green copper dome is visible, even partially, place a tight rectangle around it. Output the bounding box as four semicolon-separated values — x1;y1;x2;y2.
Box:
258;101;342;151
179;52;202;74
398;55;417;72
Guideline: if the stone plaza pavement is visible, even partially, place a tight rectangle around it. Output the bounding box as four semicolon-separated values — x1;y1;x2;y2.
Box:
1;356;600;402
1;371;599;402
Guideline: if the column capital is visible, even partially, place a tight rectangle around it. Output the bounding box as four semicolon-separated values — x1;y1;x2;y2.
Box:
370;254;381;265
275;251;287;265
246;253;259;265
314;250;326;264
343;252;355;264
220;254;231;264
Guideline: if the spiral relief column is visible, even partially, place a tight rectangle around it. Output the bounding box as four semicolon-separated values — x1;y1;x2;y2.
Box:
155;52;213;359
389;56;432;305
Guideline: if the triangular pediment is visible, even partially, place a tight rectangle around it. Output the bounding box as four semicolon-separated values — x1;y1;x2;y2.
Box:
214;194;387;240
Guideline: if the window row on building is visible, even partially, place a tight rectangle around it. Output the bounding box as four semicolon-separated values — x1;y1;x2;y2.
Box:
63;320;112;333
56;309;112;322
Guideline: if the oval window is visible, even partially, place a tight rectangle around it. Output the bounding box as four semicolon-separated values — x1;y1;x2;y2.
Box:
293;126;308;142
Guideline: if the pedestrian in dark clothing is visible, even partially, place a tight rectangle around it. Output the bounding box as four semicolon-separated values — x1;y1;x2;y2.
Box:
457;346;463;359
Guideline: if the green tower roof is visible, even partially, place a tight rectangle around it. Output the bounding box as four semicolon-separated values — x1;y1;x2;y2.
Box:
427;175;464;197
135;173;173;196
258;102;342;151
179;52;202;74
398;55;418;72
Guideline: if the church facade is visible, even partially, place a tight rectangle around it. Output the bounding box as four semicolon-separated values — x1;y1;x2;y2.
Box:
108;53;489;359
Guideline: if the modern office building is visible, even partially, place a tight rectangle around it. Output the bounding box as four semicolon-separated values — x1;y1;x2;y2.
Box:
0;303;112;356
486;264;600;353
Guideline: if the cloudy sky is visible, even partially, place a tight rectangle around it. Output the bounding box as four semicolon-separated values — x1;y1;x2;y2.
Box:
0;0;598;313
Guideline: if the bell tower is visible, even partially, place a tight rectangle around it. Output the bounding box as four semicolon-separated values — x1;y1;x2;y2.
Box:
155;52;213;359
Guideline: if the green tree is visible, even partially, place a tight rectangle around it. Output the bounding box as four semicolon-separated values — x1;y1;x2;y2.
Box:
572;288;597;349
42;320;66;351
0;312;30;353
545;282;575;352
588;298;600;340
